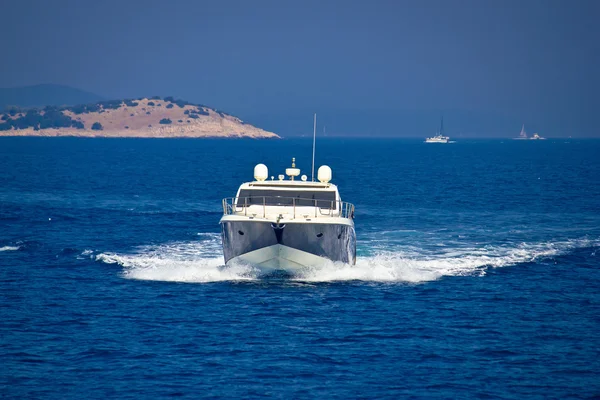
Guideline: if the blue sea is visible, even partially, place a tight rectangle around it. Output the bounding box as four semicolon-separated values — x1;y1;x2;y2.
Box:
1;137;599;399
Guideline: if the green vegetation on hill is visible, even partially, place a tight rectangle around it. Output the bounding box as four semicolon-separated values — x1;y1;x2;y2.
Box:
0;106;83;131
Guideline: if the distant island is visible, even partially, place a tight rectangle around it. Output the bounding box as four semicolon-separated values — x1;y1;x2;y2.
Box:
0;95;279;139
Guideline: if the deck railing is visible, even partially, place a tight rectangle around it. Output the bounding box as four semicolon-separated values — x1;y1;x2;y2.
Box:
222;196;355;220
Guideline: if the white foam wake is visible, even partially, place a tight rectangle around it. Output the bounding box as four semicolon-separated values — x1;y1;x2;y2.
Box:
96;234;259;282
314;237;598;282
295;240;578;282
95;235;598;283
0;246;20;252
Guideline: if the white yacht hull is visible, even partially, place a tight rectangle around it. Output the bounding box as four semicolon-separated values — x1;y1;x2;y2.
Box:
220;216;356;274
229;244;331;274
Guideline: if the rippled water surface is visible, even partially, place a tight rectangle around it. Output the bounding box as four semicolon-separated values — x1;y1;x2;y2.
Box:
1;137;599;398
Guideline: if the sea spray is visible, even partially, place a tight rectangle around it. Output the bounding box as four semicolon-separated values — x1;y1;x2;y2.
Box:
0;246;20;252
95;236;599;283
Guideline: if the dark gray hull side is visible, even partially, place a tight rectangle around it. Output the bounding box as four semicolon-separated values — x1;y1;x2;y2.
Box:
221;220;356;265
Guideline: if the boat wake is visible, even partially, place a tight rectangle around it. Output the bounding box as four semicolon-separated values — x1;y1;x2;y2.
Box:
94;234;598;284
95;234;257;282
0;245;20;252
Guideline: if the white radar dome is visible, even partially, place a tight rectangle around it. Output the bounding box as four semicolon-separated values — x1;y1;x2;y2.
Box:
317;165;332;183
254;164;268;181
286;168;300;178
285;157;300;180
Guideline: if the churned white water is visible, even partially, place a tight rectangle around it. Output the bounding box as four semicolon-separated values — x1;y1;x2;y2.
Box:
95;234;597;284
0;246;20;252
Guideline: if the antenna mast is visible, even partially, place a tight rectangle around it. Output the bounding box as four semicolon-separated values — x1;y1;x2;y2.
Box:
311;113;317;182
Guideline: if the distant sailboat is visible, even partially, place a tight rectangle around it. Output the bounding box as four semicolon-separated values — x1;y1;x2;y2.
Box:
425;117;450;143
514;124;528;140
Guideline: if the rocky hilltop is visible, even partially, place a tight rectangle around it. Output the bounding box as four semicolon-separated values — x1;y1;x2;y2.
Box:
0;96;279;139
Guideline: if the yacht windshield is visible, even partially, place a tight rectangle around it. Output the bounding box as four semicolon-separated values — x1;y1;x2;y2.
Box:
237;189;337;208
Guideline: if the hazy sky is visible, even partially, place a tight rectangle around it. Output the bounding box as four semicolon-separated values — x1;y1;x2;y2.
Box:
1;0;598;136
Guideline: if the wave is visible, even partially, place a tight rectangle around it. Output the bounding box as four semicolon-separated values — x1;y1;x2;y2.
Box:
94;235;598;284
96;234;259;282
0;246;20;252
296;238;598;282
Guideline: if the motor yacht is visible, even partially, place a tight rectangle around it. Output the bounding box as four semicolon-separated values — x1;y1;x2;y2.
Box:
220;159;356;273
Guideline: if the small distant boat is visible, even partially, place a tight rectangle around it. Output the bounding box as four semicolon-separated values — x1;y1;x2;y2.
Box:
514;125;545;140
425;117;450;143
513;124;528;140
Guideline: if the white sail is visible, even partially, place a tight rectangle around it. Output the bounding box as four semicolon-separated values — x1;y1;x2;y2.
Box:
520;124;527;138
513;124;528;140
